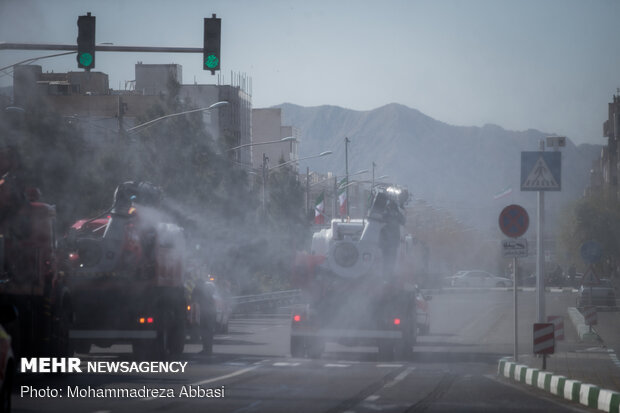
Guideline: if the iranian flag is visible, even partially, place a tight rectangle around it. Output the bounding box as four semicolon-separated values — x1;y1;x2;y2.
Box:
338;178;347;217
314;192;325;225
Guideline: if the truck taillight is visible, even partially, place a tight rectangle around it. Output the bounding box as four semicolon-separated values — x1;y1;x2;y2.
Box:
393;318;401;326
293;314;301;322
147;317;153;324
68;252;79;262
139;317;145;324
187;305;191;311
139;317;154;324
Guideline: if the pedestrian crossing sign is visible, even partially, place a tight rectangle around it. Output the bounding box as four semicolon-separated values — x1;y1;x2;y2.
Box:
520;152;561;191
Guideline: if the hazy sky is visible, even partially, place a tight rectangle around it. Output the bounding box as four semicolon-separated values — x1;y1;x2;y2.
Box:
1;0;619;145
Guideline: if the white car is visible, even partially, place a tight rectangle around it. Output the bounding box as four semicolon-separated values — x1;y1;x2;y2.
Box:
451;270;513;288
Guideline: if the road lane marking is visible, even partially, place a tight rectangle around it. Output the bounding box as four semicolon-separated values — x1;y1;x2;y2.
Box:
385;367;415;388
325;363;350;368
273;362;300;367
376;364;403;368
365;395;380;401
141;365;258;401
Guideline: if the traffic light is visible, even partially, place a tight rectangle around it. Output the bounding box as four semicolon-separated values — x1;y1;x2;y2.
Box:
203;15;221;73
77;13;96;70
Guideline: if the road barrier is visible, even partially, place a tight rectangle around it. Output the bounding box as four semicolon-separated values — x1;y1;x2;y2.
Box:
533;323;555;355
547;315;564;340
233;290;301;314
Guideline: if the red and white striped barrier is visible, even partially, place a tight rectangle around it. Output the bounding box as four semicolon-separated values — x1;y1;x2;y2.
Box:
533;323;554;354
546;315;564;340
582;306;597;326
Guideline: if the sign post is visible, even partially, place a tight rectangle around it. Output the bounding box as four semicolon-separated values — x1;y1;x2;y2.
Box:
521;145;562;324
499;204;529;362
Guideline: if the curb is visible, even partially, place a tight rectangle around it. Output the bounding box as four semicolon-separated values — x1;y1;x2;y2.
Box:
498;358;620;412
567;307;602;342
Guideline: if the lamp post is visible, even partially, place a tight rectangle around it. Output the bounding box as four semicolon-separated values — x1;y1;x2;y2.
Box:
267;150;332;216
125;100;229;134
227;136;296;152
345;137;350;216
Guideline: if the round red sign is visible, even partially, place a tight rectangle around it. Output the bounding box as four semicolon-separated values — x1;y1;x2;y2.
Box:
499;204;529;238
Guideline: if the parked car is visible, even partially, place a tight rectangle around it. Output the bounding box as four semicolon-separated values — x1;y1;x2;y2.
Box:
444;270;467;287
577;278;616;307
451;270;513;288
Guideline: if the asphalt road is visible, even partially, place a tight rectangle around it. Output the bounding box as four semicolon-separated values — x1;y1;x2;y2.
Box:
13;290;599;413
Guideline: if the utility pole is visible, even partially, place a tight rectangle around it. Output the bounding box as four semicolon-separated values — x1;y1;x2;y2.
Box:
333;175;338;221
306;166;310;218
117;95;125;140
372;161;376;195
345;137;350;217
262;153;269;214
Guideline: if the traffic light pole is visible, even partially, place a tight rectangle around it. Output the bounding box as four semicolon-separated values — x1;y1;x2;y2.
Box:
0;42;203;53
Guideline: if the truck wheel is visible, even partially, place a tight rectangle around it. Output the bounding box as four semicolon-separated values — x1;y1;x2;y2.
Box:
378;340;395;361
0;361;12;413
199;304;215;356
307;338;324;359
53;305;74;357
155;309;175;359
168;306;185;356
290;336;305;358
395;330;413;361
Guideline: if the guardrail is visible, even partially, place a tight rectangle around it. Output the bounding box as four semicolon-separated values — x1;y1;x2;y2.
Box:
232;289;301;315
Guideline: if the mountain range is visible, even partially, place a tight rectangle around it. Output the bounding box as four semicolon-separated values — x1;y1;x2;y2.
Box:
277;102;603;232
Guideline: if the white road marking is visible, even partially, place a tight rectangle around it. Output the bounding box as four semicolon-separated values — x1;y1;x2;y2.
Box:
385;367;415;388
141;365;258;401
376;364;403;368
273;362;300;367
365;395;380;402
325;363;350;368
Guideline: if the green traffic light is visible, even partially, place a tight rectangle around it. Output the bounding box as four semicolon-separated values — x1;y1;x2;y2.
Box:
205;54;219;69
79;52;93;68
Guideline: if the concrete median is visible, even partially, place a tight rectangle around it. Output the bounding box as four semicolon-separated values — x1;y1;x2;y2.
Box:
567;307;602;342
498;358;620;412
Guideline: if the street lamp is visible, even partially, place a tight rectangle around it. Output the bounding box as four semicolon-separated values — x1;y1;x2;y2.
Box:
265;150;332;215
226;136;296;152
268;151;332;171
125;100;229;134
